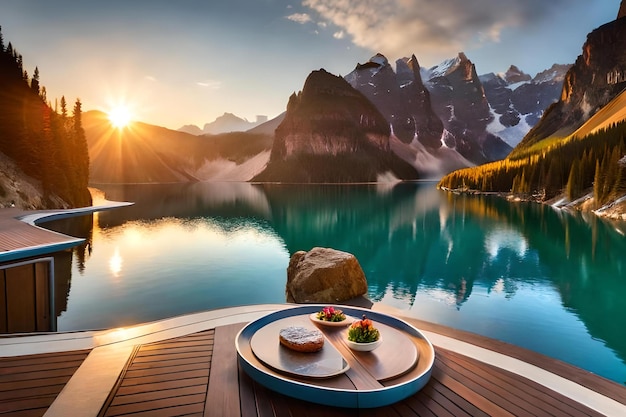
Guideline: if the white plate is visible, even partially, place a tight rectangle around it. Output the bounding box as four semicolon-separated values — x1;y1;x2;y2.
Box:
250;317;350;378
345;336;383;351
309;312;352;327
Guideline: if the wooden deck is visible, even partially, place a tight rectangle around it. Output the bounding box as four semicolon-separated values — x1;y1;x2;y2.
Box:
0;349;91;416
3;310;624;417
96;323;612;417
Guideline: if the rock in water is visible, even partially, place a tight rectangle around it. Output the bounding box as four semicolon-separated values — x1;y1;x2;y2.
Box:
286;247;368;303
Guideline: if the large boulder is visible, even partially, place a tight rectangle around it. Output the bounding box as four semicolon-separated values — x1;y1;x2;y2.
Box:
286;247;368;303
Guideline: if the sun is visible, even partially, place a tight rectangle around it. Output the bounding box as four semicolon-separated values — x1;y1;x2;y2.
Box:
108;105;133;128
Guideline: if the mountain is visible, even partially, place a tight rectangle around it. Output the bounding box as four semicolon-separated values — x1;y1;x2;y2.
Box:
253;69;419;182
423;53;513;164
438;8;626;218
84;111;273;183
345;53;443;148
480;64;569;147
345;52;566;159
514;15;626;154
178;112;267;135
342;54;475;177
202;112;262;134
173;53;566;183
178;124;204;135
246;112;286;135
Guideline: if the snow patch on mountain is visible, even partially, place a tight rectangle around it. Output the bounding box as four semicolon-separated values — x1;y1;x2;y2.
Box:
486;105;532;147
480;63;569;147
427;54;465;79
507;80;530;91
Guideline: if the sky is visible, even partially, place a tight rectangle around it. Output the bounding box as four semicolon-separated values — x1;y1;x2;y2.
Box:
1;0;621;130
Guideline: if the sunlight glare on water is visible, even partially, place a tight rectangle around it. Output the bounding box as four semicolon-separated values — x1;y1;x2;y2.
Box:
60;215;289;331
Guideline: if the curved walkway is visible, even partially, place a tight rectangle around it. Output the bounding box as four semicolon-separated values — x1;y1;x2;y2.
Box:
1;304;625;416
0;202;132;262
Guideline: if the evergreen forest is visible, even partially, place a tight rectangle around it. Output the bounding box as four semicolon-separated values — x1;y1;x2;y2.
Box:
438;121;626;209
0;26;91;208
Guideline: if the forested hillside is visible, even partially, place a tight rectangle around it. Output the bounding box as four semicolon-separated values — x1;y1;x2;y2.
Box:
0;26;91;208
438;121;626;208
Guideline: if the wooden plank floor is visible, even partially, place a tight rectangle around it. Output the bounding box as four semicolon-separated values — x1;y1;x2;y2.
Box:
406;316;626;407
100;330;215;417
96;324;612;417
0;349;91;417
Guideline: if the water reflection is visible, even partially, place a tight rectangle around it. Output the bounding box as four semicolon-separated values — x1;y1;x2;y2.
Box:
41;181;626;384
41;214;94;320
95;183;271;226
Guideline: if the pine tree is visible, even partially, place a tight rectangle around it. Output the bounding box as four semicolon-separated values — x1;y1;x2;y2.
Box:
601;147;620;203
71;98;91;206
593;159;603;208
545;158;562;197
40;103;54;195
60;96;67;118
31;66;40;95
613;156;626;198
566;159;582;200
16;53;23;74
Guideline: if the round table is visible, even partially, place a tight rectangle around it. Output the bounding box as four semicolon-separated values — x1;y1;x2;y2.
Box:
236;305;435;409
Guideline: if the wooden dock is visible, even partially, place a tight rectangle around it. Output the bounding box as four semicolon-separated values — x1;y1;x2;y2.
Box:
1;305;625;417
0;203;132;263
0;208;83;262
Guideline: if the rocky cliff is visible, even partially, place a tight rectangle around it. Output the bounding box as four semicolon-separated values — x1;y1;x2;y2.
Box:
271;69;391;159
424;53;512;163
516;16;626;152
345;54;443;149
254;69;418;182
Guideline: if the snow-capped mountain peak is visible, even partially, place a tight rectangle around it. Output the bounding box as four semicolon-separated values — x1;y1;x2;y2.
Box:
427;52;469;79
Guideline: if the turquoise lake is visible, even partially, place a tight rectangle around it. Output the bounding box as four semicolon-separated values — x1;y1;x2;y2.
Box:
44;182;626;385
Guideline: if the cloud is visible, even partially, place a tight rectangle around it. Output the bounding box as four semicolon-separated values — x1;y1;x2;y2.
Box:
286;13;312;24
197;80;221;89
144;75;157;82
302;0;579;63
333;30;345;39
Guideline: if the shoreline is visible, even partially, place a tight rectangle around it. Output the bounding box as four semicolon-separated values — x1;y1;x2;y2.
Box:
440;185;626;222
